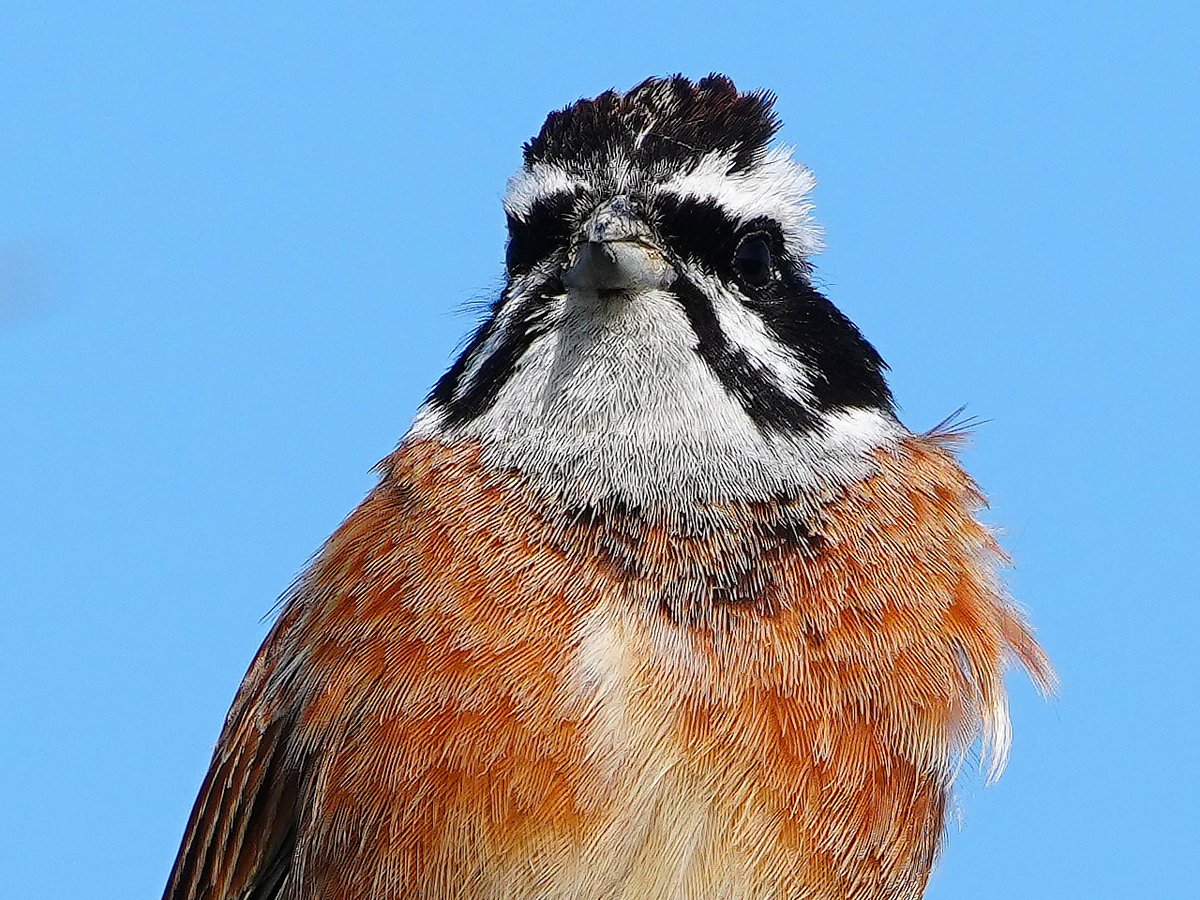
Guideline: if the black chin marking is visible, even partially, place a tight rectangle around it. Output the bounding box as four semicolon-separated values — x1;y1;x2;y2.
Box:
429;267;892;432
506;191;582;275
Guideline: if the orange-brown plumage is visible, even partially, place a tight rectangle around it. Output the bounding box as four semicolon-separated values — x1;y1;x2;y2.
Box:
165;432;1051;899
164;75;1052;899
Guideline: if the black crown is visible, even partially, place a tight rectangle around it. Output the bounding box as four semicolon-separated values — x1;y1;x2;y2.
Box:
524;75;780;175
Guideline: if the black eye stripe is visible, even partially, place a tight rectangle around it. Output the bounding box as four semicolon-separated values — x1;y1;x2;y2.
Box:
506;191;580;274
653;195;789;279
508;190;792;280
653;195;739;266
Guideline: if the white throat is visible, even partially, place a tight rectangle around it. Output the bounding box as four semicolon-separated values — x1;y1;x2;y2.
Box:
410;285;904;512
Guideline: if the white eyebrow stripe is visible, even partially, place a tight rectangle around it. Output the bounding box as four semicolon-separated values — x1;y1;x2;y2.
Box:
504;164;587;219
662;148;823;257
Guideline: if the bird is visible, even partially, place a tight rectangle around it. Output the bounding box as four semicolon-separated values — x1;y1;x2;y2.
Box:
162;74;1054;900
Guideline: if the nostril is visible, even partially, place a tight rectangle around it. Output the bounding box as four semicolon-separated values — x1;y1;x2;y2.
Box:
579;195;647;245
606;195;636;218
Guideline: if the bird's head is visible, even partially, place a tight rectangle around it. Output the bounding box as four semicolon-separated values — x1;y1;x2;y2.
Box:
415;75;901;509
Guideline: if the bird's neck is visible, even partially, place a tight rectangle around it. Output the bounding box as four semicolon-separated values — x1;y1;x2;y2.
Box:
411;294;902;517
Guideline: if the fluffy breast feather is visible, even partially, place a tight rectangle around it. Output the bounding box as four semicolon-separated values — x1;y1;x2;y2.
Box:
174;433;1050;900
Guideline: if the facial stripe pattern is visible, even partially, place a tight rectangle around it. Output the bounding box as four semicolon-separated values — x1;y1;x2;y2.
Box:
426;75;891;448
427;277;561;428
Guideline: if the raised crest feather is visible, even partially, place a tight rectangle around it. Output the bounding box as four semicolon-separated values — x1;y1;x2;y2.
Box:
524;74;780;174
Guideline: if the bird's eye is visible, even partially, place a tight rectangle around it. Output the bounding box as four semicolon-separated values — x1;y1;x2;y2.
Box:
733;235;774;287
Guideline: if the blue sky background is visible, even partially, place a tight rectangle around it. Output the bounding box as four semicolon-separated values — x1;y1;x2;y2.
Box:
2;3;1197;898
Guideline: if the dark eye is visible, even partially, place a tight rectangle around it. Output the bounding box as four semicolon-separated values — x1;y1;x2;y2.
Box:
733;234;774;287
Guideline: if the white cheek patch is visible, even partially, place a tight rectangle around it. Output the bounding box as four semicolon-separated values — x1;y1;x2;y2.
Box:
661;148;822;259
504;163;587;220
453;324;506;404
453;287;563;403
704;275;814;402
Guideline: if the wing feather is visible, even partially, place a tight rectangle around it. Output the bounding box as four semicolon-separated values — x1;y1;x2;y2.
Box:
162;640;303;900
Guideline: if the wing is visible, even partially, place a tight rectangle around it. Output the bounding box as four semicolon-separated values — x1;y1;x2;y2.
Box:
160;457;428;900
161;460;426;900
162;618;306;900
